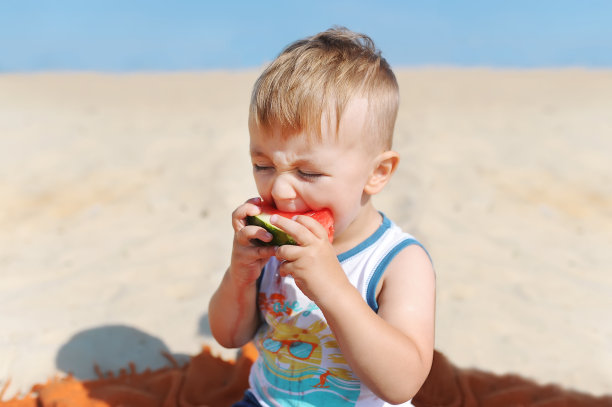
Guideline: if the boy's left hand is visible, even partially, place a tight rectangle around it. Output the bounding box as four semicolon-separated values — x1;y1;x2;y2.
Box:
270;214;351;304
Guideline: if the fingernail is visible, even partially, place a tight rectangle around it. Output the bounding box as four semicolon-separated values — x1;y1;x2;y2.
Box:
270;214;278;223
291;215;298;221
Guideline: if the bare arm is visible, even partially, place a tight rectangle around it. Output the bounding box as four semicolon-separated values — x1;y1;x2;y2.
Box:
320;245;435;403
208;200;276;348
208;267;261;348
272;215;435;403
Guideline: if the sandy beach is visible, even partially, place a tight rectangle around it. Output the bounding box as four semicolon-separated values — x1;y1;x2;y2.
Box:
1;69;611;399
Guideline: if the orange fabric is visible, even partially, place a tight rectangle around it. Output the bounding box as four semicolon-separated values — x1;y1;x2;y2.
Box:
0;344;257;407
2;345;610;407
413;350;612;407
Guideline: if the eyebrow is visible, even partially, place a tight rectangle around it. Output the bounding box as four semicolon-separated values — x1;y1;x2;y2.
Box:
249;150;322;169
249;148;265;157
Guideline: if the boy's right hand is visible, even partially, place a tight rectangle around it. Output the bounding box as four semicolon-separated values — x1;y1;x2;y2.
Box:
229;198;277;285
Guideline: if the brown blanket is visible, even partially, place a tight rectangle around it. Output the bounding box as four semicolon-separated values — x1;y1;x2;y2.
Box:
1;344;610;407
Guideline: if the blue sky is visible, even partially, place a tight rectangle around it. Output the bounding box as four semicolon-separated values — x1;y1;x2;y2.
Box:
1;0;611;71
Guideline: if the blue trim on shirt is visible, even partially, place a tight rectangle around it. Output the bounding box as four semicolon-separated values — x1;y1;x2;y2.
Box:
255;267;265;311
256;267;265;292
366;238;428;312
337;213;391;263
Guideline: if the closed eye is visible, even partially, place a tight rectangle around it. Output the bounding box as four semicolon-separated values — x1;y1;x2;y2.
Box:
297;169;323;180
253;164;273;172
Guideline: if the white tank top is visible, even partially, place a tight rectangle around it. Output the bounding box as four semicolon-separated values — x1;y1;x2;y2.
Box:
248;214;426;406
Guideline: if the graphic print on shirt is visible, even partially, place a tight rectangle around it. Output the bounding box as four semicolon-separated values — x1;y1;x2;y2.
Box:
254;292;361;406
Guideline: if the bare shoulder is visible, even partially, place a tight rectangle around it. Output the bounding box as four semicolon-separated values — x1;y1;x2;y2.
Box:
376;244;435;299
376;243;436;338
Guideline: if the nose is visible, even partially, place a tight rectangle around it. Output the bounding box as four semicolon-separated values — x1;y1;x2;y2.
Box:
270;173;297;203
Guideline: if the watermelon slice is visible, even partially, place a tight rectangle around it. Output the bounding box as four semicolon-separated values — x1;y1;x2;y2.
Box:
246;202;334;246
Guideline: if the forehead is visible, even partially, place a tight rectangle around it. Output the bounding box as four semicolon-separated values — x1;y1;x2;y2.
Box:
249;125;325;158
249;97;370;148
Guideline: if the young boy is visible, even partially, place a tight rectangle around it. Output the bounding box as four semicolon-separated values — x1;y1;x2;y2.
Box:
208;27;435;406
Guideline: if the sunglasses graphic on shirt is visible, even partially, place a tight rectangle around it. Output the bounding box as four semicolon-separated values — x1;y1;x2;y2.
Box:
262;338;318;360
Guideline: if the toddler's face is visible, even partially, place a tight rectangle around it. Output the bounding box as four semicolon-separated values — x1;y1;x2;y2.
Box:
249;99;378;238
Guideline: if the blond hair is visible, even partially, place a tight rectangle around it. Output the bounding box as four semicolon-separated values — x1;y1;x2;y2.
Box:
249;27;399;149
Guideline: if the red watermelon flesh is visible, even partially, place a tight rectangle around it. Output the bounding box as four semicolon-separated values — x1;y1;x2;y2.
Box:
246;202;334;245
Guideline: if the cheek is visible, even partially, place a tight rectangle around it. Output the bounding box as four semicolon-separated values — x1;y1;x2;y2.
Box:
252;171;273;189
252;174;271;201
312;183;365;233
334;171;373;228
330;200;362;235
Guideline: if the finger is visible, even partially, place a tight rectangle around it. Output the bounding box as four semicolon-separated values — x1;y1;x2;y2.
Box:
269;214;309;245
236;241;276;262
255;245;276;260
270;214;327;245
278;262;290;278
274;244;302;263
292;214;329;241
277;258;305;281
277;258;294;278
232;199;264;231
236;224;273;246
245;196;264;205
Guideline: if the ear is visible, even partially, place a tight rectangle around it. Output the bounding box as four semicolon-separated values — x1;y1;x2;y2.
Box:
364;150;400;195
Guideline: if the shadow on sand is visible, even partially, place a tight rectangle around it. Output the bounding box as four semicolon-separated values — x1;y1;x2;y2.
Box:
56;324;190;380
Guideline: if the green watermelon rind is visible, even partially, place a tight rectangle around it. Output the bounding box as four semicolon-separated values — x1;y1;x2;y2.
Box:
246;213;297;246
